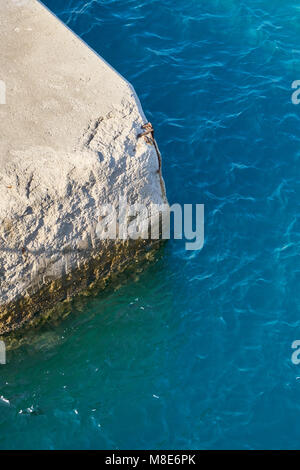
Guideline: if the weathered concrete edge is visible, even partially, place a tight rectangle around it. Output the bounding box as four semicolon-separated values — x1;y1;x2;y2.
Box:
38;1;147;123
0;1;168;334
40;4;167;202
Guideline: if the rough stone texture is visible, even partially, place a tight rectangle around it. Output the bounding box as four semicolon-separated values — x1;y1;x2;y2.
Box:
0;0;167;334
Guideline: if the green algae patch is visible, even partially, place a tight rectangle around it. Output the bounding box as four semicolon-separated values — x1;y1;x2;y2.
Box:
0;239;163;341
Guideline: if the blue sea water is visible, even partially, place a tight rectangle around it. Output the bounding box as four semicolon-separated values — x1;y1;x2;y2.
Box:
1;0;300;450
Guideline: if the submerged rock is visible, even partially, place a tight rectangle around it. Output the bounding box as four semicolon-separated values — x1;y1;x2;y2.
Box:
0;0;167;334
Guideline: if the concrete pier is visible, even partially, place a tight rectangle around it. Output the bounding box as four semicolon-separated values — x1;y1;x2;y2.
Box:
0;0;167;334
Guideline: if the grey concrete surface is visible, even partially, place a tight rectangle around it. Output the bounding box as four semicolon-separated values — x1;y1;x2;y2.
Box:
0;0;167;333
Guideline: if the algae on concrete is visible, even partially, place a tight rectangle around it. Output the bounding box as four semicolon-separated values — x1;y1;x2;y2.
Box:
0;0;167;334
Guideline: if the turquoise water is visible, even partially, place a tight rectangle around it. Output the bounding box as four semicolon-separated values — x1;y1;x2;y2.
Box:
1;0;300;449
